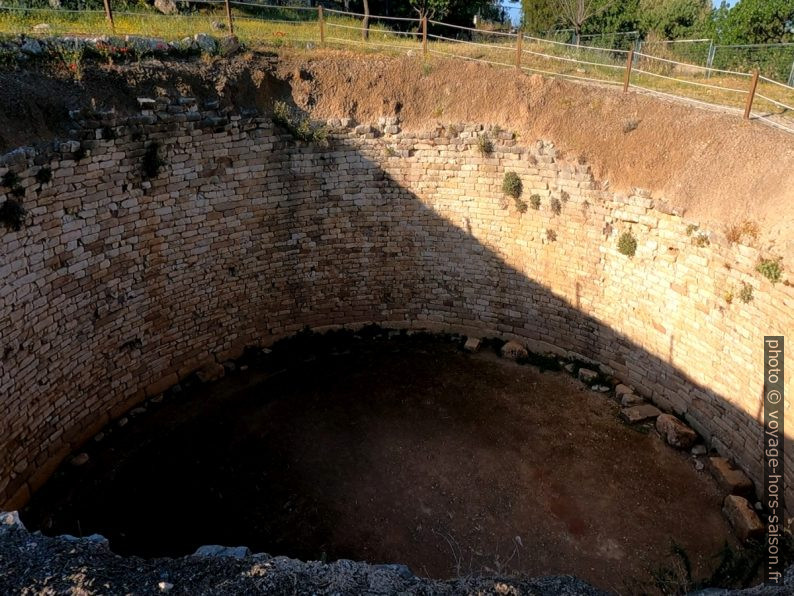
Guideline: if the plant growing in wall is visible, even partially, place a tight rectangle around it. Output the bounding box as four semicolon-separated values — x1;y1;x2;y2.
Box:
618;231;637;257
35;166;52;185
0;199;26;231
738;282;754;303
530;194;541;210
546;228;557;242
272;101;329;145
550;197;562;216
756;258;783;284
142;142;165;179
502;172;522;199
477;134;494;157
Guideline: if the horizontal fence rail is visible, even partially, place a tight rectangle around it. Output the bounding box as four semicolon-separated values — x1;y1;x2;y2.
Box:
0;2;792;134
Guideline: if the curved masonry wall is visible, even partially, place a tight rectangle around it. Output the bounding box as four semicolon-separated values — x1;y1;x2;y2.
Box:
0;98;792;511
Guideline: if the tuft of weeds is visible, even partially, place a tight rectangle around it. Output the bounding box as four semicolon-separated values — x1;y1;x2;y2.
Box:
546;228;557;242
477;133;494;157
502;171;522;200
550;197;562;216
1;171;19;188
0;199;27;231
756;257;783;284
618;231;637;257
35;166;52;185
723;289;734;304
422;62;432;76
692;231;710;247
529;194;541;210
685;224;698;236
560;190;569;203
738;282;753;303
622;119;639;133
272;101;329;145
142;142;165;179
515;198;528;213
384;146;397;158
725;220;759;244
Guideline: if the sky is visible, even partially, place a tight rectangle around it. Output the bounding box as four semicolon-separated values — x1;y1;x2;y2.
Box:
499;0;741;28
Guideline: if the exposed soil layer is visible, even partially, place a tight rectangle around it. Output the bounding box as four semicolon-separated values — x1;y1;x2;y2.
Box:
23;331;740;593
1;49;792;265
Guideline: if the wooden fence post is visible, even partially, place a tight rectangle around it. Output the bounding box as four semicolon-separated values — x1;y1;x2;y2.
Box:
422;17;428;58
623;48;634;92
744;69;759;120
224;0;235;37
515;32;523;70
102;0;114;34
318;5;325;46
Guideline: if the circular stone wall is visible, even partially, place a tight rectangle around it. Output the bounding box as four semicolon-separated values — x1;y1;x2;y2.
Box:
0;98;792;512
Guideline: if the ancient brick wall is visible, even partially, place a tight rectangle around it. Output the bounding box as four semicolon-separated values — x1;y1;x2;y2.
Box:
1;98;791;510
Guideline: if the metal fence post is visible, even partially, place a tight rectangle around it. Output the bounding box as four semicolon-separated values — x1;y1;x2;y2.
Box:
623;48;634;92
744;69;760;120
706;41;716;79
422;17;428;58
102;0;114;33
515;32;523;70
224;0;235;37
318;5;325;46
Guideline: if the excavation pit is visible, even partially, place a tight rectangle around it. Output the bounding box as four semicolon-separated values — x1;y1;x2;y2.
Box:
22;330;739;593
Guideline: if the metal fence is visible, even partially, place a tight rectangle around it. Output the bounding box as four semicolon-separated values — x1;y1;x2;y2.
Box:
1;1;792;134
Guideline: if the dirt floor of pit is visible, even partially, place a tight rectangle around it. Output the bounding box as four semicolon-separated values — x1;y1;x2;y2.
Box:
22;332;742;594
1;49;793;269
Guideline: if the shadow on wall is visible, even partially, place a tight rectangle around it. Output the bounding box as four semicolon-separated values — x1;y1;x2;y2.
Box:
0;103;791;520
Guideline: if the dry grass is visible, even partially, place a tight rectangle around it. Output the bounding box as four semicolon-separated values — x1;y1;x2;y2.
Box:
0;6;791;126
724;220;760;244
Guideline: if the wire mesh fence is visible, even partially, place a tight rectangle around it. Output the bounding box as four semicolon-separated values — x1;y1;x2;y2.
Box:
0;1;792;133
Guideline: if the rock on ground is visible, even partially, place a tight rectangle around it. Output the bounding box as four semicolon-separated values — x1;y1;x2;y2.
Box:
710;457;755;498
500;340;527;360
656;414;698;449
620;404;661;423
722;495;764;542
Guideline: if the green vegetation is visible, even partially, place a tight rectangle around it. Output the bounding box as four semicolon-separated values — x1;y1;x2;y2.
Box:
545;228;557;242
756;257;783;283
272;101;329;145
550;196;562;215
477;134;494;156
617;231;637;257
739;282;754;303
502;171;523;200
529;194;541;210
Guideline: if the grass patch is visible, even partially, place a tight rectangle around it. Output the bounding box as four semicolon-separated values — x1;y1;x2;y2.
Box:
477;133;494;157
529;194;541;210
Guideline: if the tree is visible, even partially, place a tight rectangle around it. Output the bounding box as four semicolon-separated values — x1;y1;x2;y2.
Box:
554;0;614;44
363;0;371;40
638;0;712;40
521;0;558;35
717;0;794;44
408;0;451;20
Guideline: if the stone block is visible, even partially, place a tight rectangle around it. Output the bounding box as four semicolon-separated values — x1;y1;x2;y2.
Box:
656;414;698;449
577;368;598;383
500;340;527;361
463;337;481;353
722;495;764;542
621;404;662;424
710;457;754;498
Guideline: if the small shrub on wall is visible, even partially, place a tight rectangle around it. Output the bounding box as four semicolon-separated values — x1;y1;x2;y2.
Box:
0;199;26;231
477;134;494;156
502;172;522;199
756;258;783;284
739;283;754;303
617;231;637;257
530;195;541;210
550;197;562;216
